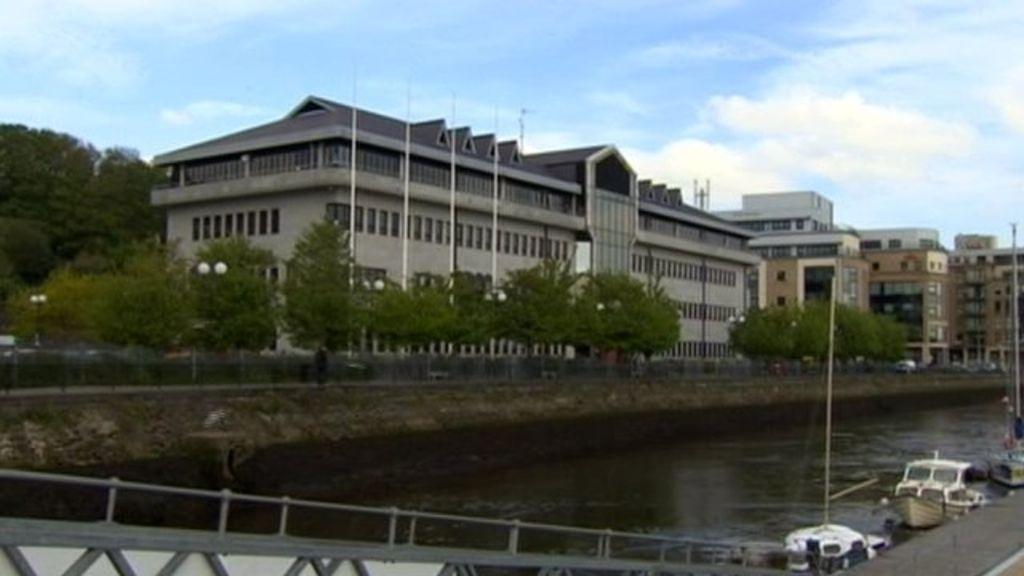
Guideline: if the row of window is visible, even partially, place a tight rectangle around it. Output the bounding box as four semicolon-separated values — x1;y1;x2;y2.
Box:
192;209;280;241
325;203;573;261
639;214;745;250
659;341;733;359
631;254;738;286
677;301;738;323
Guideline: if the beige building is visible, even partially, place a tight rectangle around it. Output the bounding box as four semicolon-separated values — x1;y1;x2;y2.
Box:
949;235;1023;367
860;229;950;365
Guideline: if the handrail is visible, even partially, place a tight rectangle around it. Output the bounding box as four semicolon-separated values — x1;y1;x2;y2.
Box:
0;468;746;565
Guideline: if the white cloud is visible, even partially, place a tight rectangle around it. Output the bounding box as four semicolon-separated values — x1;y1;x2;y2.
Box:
623;139;791;209
705;89;975;183
160;101;269;126
989;67;1024;135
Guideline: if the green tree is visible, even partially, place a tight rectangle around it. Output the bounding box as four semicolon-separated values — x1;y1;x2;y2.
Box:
448;272;497;347
0;217;55;285
574;273;679;358
496;260;577;353
5;268;103;343
875;315;908;362
193;238;278;351
90;244;193;350
372;278;456;350
730;305;800;359
282;221;357;351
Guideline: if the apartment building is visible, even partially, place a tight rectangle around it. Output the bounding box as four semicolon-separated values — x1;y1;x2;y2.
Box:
949;234;1024;366
151;95;758;357
859;228;951;365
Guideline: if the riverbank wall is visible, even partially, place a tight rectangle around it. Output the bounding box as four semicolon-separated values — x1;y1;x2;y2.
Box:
0;373;1005;499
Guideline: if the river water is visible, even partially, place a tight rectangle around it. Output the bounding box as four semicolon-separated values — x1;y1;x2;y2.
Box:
355;401;1008;546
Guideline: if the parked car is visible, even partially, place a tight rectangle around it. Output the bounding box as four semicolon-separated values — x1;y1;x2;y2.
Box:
893;359;916;373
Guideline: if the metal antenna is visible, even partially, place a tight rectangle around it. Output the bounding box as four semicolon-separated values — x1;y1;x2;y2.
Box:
518;108;533;152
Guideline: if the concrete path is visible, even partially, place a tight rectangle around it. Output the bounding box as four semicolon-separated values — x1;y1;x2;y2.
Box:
851;490;1024;575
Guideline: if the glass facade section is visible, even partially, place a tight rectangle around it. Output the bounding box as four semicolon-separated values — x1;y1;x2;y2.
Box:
590;188;634;272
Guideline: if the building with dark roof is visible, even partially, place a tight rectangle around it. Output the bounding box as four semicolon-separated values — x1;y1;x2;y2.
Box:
151;95;759;358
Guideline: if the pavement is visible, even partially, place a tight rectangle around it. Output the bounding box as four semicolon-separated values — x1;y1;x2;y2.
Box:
851;490;1024;575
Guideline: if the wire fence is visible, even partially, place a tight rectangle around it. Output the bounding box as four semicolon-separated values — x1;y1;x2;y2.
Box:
0;346;939;393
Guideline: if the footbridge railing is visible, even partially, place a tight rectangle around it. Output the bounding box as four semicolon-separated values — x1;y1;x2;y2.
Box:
0;468;783;576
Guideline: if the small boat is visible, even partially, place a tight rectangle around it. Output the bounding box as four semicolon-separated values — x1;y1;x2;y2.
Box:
890;456;988;528
989;447;1024;488
784;524;889;574
991;223;1024;488
782;267;890;573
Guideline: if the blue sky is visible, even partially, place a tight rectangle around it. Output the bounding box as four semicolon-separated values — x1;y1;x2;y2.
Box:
1;0;1022;245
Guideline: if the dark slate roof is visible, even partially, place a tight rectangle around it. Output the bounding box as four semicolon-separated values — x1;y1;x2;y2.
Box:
638;178;752;238
471;134;496;158
155;95;580;183
523;145;607;167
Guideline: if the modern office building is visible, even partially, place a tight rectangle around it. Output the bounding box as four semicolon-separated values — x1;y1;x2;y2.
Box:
716;192;869;311
859;228;951;365
151;95;758;358
949;235;1024;366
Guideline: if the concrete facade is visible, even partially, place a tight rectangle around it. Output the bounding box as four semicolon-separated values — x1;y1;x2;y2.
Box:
152;96;758;358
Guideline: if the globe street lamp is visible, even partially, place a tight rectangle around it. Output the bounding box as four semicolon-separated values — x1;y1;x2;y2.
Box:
29;294;47;347
191;261;228;382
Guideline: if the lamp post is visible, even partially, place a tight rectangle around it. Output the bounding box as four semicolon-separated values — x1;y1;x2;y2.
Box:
29;294;47;348
192;261;228;382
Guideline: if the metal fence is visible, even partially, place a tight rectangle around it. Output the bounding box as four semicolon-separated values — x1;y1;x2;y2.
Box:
0;347;923;393
0;468;768;569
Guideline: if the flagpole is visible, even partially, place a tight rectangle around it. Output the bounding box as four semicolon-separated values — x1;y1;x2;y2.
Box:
449;95;457;277
491;107;499;285
349;73;358;282
402;85;411;291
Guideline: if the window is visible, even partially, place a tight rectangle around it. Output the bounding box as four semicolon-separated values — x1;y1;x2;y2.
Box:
900;261;908;271
259;210;268;235
202;216;211;239
424;218;433;243
889;239;902;249
367;208;376;234
236;213;245;235
476;226;484;250
795;220;804;230
513;233;520;255
214;215;222;238
455;224;464;247
503;231;511;253
326;203;350;230
379;210;388;236
414;216;422;240
271;209;280;234
776;271;786;281
192;217;200;241
391;212;400;237
354;207;363;233
247;211;256;235
485;227;492;251
225;214;233;237
435;220;445;244
872;262;879;271
530;236;537;257
777;296;786;306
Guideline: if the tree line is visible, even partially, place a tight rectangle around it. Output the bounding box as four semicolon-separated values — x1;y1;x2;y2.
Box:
0;124;165;313
6;221;683;359
729;302;907;362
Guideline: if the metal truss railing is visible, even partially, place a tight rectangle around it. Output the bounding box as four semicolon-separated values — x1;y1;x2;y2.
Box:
0;468;764;569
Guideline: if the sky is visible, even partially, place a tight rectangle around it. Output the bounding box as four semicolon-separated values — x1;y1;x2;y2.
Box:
1;0;1022;246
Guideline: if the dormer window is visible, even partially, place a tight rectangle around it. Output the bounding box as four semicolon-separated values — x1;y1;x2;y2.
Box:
438;130;449;147
463;137;476;154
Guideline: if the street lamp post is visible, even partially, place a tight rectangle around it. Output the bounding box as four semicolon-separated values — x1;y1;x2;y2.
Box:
192;261;228;383
29;294;47;348
484;288;507;358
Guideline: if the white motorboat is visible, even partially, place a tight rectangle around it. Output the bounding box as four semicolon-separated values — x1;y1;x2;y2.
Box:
990;223;1024;489
891;456;988;528
785;524;889;574
783;267;889;573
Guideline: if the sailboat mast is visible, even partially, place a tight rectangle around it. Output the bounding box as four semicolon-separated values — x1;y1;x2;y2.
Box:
824;267;838;525
1013;223;1020;418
